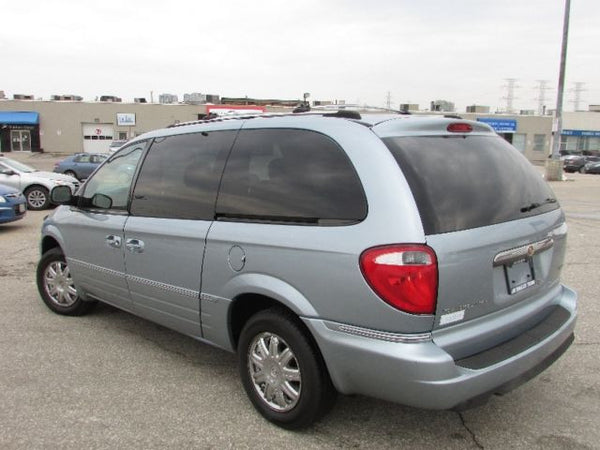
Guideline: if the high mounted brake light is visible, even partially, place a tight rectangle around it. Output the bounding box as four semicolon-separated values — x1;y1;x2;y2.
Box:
360;245;438;315
447;123;473;133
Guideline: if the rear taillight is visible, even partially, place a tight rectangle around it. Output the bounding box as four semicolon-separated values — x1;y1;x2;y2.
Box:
447;123;473;133
360;245;438;314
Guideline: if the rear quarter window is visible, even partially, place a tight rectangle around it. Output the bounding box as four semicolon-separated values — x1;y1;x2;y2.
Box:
383;135;559;234
216;128;367;225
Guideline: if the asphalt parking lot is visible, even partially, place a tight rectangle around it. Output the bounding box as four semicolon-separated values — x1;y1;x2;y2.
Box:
1;153;599;449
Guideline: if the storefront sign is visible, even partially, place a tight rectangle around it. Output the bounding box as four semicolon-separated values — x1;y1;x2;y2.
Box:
116;113;136;126
477;118;517;133
561;129;600;137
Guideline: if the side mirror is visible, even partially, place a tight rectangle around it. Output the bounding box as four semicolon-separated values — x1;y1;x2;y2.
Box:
91;193;112;209
0;169;17;176
51;185;74;205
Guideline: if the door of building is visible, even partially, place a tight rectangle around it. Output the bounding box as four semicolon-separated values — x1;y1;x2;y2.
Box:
10;130;31;151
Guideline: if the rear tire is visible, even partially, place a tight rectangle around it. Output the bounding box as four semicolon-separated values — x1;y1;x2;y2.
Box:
36;248;95;316
238;308;336;429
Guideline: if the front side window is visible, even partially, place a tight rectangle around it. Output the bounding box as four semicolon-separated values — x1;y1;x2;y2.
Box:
81;142;146;210
130;131;236;220
216;129;367;225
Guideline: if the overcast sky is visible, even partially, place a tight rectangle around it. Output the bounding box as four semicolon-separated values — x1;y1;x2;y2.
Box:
1;0;598;112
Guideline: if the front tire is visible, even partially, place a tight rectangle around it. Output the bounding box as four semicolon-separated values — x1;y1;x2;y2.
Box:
36;248;95;316
24;186;50;210
238;308;336;429
64;170;78;179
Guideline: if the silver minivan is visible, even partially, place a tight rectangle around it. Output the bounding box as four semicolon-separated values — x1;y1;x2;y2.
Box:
37;112;576;428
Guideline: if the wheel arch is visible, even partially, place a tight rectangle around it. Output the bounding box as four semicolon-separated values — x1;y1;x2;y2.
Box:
41;234;63;257
24;182;52;193
228;293;320;355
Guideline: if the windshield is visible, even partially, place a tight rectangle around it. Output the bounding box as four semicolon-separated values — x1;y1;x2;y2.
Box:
0;158;36;173
383;135;560;235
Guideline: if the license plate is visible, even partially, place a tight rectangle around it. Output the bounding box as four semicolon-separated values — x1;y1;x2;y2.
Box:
18;203;26;213
504;258;535;294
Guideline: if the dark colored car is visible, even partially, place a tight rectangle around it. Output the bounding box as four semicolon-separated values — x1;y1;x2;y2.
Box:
0;183;27;224
583;161;600;174
564;156;600;173
54;153;108;180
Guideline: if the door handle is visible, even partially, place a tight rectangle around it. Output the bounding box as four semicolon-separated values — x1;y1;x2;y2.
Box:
125;238;145;253
105;235;122;248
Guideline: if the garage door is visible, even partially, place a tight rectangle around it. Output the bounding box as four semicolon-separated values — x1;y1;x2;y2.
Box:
82;123;114;153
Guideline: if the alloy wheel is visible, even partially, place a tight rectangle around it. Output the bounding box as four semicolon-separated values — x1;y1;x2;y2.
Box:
247;332;302;412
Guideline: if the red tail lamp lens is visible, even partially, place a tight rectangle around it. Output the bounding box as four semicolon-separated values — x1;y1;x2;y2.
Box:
447;123;473;133
360;245;438;314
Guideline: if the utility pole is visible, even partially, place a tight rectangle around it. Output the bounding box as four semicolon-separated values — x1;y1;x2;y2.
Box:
550;0;571;161
385;91;392;110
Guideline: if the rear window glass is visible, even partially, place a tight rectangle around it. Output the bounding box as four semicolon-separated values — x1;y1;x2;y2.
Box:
216;129;367;225
383;135;559;235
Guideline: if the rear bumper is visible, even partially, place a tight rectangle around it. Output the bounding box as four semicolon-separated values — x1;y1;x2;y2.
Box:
303;284;576;410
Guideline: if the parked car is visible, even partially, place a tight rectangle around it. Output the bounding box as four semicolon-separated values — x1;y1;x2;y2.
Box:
0;155;80;210
38;112;576;429
563;155;600;173
559;150;580;158
0;183;26;224
108;140;128;153
583;160;600;174
54;153;108;180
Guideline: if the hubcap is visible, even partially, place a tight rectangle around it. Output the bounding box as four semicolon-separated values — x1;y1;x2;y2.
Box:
248;332;301;412
44;261;78;307
28;190;46;208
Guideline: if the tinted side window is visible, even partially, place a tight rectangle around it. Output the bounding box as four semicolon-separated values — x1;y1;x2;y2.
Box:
81;142;146;210
216;129;367;225
130;131;236;220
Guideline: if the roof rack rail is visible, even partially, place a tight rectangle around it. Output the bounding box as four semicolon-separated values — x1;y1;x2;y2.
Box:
311;104;411;115
322;110;362;120
166;108;373;129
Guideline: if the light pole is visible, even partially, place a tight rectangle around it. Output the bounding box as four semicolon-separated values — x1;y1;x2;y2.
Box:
546;0;571;180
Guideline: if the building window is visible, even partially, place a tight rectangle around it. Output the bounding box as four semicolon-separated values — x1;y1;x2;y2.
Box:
118;132;128;140
584;137;600;152
512;133;526;153
560;136;578;152
533;134;546;152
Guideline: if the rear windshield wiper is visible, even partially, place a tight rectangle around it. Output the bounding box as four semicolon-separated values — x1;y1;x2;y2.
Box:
520;198;557;213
